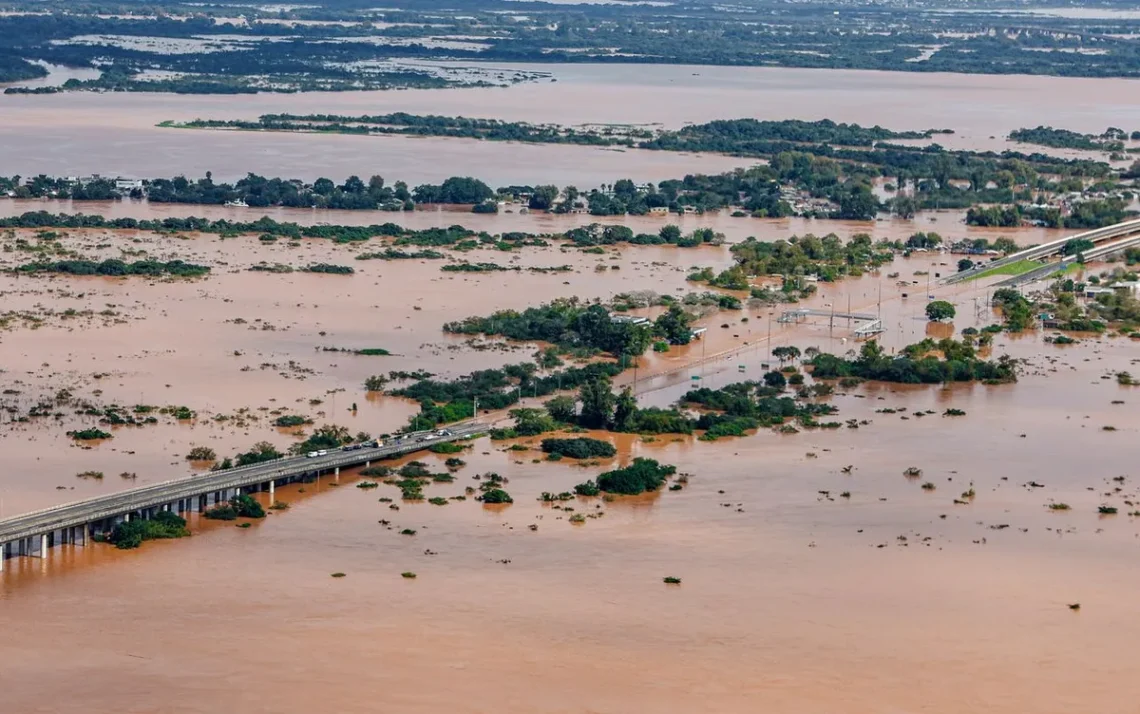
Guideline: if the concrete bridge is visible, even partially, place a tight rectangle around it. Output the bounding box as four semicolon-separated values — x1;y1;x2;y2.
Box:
943;218;1140;285
989;232;1140;288
0;423;484;570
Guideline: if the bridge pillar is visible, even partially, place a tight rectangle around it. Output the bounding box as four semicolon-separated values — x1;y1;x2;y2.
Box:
335;467;340;482
34;534;47;558
268;480;275;501
0;543;5;571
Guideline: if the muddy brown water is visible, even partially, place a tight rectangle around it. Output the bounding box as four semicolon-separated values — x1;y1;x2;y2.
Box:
2;222;1140;713
3;63;1140;183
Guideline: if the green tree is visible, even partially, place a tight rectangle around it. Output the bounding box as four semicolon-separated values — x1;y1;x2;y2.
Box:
655;304;693;345
544;395;578;424
837;184;881;221
958;258;974;272
529;184;559;211
772;345;801;364
578;376;615;429
611;387;637;432
925;300;956;322
892;194;918;220
659;225;682;244
762;370;787;390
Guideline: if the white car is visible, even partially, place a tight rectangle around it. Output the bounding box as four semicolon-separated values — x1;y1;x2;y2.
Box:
316;449;328;456
306;451;319;458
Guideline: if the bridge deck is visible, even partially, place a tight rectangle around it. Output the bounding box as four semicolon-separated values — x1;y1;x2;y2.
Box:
0;424;484;546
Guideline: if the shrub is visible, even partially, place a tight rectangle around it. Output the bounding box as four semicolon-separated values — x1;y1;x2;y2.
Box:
540;437;617;459
663;576;682;585
273;414;312;427
596;458;677;495
231;494;266;518
429;442;465;454
574;480;600;497
109;511;189;550
480;488;514;504
204;504;238;520
68;428;111;440
186;446;216;461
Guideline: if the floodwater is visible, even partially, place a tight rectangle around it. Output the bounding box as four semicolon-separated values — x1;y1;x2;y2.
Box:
3;62;1140;183
2;223;1140;713
3;63;1140;714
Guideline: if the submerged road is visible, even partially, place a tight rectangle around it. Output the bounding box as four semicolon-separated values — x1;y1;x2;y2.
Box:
0;423;484;563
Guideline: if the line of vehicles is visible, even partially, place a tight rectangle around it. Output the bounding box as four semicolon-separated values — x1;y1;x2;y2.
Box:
304;429;455;458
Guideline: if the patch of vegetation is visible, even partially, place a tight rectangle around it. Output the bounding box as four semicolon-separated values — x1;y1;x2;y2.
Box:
67;427;112;440
809;339;1017;384
480;488;514;504
108;511;189;550
539;437;617;459
186;446;216;461
596;458;677;495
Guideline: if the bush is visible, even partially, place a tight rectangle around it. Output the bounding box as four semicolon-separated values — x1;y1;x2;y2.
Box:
204;504;238;520
574;480;600;496
273;414;312;427
480;488;514;504
429;442;465;454
186;446;216;461
109;511;189;550
68;428;112;440
596;458;677;495
540;437;617;459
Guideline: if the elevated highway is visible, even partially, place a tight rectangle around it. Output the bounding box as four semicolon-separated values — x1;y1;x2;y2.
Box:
943;218;1140;285
0;423;484;568
992;232;1140;288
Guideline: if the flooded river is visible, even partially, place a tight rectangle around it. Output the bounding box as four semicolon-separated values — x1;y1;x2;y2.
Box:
1;63;1139;714
1;221;1139;713
3;63;1140;183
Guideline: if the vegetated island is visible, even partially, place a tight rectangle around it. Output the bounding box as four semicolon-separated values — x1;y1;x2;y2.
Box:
4;115;1133;225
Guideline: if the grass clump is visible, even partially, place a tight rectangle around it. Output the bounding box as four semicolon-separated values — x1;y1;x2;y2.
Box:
663;576;682;585
401;571;417;579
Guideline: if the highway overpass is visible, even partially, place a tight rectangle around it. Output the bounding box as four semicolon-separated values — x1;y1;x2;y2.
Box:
0;423;484;569
943;218;1140;285
991;232;1140;288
